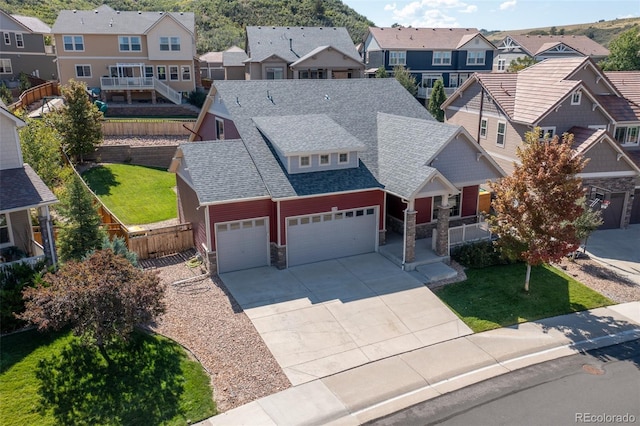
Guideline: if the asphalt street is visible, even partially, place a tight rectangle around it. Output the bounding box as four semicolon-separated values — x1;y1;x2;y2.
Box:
368;339;640;426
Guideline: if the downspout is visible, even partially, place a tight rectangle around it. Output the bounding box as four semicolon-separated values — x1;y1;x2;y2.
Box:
477;86;485;143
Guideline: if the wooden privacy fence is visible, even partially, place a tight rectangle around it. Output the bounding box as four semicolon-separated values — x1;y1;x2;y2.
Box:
101;119;196;136
128;224;193;260
8;81;61;112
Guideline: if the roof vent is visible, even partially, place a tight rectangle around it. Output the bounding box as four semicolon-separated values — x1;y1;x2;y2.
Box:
324;94;330;100
138;11;142;14
73;10;77;13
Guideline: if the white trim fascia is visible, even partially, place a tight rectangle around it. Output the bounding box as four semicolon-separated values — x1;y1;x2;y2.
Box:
274;187;384;202
0;201;58;215
578;171;639;178
445;105;506;120
204;205;212;253
199;195;272;207
276;200;281;246
56;55;149;60
409;171;459;200
487;150;518;164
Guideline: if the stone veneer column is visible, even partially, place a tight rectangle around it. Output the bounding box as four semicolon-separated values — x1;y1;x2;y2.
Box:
404;210;417;263
207;251;217;275
378;230;387;246
271;243;287;269
435;204;451;256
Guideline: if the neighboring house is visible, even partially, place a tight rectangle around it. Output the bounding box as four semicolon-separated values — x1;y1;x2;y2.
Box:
199;46;248;82
51;5;196;105
0;10;57;82
0;100;57;267
443;57;640;229
170;79;504;274
493;34;609;72
243;26;364;80
362;27;496;99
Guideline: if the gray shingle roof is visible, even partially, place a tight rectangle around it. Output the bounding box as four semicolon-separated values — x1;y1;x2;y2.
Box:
11;15;51;34
213;78;435;199
503;35;609;58
252;114;366;155
52;5;195;35
223;46;248;67
245;26;361;64
178;140;269;204
0;164;58;212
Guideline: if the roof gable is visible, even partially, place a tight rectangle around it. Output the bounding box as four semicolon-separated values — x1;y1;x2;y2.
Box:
569;127;640;175
500;34;609;58
290;45;364;69
367;26;494;50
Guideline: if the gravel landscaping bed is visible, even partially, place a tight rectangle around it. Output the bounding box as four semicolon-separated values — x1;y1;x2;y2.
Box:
145;254;290;413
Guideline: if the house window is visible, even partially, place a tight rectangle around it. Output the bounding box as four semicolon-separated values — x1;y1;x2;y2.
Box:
571;91;582;105
338;153;349;164
119;36;141;51
144;66;154;78
3;33;10;45
75;65;91;78
299;156;310;167
614;126;640;146
497;58;506;72
449;73;459;88
496;122;506;146
467;51;485;65
480;118;488;138
169;66;179;81
0;59;12;74
389;51;406;66
215;118;225;140
299;69;325;79
0;213;11;247
432;194;461;220
63;35;84;51
320;154;330;165
265;67;284;79
538;127;556;140
171;37;180;51
159;36;180;51
157;66;167;80
181;66;191;81
15;33;24;48
433;51;452;65
421;74;442;89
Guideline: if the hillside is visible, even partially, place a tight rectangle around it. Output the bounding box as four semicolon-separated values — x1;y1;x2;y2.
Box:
482;17;640;48
0;0;374;53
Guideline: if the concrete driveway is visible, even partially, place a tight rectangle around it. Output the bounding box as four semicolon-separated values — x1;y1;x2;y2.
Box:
220;253;472;385
586;224;640;286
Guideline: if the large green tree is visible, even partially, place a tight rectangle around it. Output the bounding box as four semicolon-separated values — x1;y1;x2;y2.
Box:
488;130;587;291
427;79;447;122
508;56;537;72
18;114;65;188
393;66;418;96
56;174;105;262
601;27;640;71
20;249;164;365
55;79;103;163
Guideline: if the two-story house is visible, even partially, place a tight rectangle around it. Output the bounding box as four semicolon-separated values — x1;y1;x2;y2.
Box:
170;79;504;274
443;57;640;229
362;27;496;99
0;10;57;83
493;34;609;72
51;5;196;105
0;100;58;267
244;26;364;80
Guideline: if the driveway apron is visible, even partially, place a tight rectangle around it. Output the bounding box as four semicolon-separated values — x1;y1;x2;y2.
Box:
219;253;472;385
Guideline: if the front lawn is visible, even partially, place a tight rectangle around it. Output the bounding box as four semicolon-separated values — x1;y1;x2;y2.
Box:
0;329;216;425
82;164;177;225
436;263;613;332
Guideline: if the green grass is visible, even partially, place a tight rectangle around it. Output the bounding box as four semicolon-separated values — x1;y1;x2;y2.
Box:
0;329;216;426
436;263;614;333
82;164;177;225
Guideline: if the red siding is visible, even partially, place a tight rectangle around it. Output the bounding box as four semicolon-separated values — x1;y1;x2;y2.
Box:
462;185;479;217
279;190;385;244
197;113;240;141
386;194;406;220
415;197;433;224
208;199;276;250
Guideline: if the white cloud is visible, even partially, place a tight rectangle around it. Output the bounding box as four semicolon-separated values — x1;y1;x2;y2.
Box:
499;0;517;11
384;3;397;11
385;0;479;27
460;5;478;13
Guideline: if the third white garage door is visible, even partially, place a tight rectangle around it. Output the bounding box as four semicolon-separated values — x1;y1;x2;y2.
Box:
216;218;270;273
286;207;378;267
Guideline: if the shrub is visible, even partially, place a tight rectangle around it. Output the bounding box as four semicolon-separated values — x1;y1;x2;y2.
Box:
187;89;207;108
451;240;514;269
0;260;48;333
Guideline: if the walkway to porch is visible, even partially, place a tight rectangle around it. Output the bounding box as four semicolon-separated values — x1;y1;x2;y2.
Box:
379;232;457;284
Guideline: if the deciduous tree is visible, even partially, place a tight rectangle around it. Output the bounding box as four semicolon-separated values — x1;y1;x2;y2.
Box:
488;130;587;291
393;65;418;96
54;79;103;163
508;56;537;72
600;27;640;71
20;249;164;365
18;114;65;188
572;197;604;259
427;79;446;122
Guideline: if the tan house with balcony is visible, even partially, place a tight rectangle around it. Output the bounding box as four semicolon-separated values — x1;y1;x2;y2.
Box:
51;5;196;104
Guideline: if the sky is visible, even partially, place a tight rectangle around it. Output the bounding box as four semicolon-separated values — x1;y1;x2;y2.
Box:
341;0;640;31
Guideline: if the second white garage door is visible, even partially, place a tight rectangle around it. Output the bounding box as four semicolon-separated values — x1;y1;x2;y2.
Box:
216;218;270;273
287;207;378;267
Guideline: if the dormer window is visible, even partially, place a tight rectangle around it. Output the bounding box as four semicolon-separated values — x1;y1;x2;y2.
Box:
320;154;330;165
300;156;310;167
571;91;582;105
338;153;349;164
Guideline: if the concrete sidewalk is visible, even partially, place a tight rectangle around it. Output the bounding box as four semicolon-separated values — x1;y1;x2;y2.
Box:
198;302;640;426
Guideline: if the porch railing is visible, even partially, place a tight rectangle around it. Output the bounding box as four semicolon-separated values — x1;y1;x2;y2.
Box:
153;78;182;104
99;77;182;105
0;240;46;269
448;221;492;247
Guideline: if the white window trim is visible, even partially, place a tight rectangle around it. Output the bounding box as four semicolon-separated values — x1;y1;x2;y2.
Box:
144;66;154;78
118;35;141;52
0;58;12;74
538;126;556;140
181;65;191;81
480;118;488;139
571;91;582;105
338;152;349;164
3;33;10;45
299;156;311;168
615;126;640;146
466;51;485;66
496;121;506;147
215;117;225;140
265;66;284;80
15;33;24;49
389;50;407;66
433;51;452;66
432;194;462;221
497;58;506;72
0;213;14;249
319;154;330;166
156;65;167;80
168;65;179;81
75;64;92;78
63;35;84;52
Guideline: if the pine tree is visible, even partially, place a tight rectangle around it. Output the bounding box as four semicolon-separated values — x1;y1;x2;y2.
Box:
57;175;106;262
488;130;587;291
392;66;417;96
427;79;446;122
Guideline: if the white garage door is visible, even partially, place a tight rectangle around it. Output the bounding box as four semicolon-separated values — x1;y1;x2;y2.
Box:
287;207;377;267
216;218;269;273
